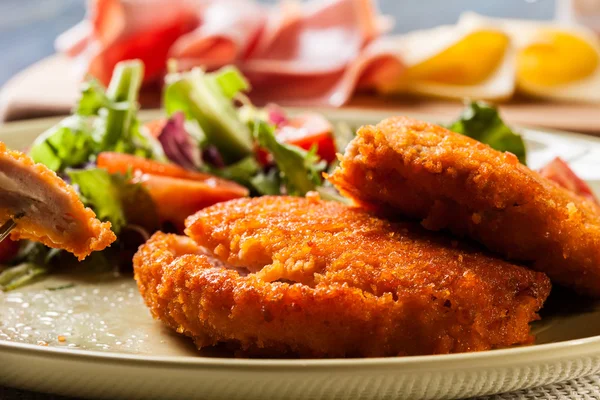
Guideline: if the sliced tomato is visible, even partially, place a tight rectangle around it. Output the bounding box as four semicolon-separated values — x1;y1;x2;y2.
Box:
278;113;337;163
539;157;599;205
97;152;248;229
97;152;213;180
0;238;20;264
256;113;337;166
134;174;248;230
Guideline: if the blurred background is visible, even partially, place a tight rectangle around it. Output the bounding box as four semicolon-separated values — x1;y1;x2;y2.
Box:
0;0;556;86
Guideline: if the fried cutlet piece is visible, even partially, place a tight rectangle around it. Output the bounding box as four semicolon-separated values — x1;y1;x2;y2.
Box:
0;143;115;259
328;116;600;297
134;196;550;357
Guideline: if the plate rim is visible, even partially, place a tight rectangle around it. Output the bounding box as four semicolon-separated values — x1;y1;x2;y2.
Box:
2;331;600;370
2;109;600;370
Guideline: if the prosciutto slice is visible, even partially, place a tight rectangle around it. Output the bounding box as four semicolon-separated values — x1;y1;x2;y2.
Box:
169;0;267;71
56;0;199;84
56;0;400;105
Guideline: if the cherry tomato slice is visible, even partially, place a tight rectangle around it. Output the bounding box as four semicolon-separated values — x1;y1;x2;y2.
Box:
539;157;599;205
278;113;337;163
97;152;248;229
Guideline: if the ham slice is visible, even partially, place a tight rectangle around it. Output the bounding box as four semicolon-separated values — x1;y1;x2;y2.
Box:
56;0;400;105
169;0;267;71
246;38;405;106
241;0;403;106
56;0;199;85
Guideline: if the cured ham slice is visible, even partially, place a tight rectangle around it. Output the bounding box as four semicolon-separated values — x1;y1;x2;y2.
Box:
169;0;267;71
56;0;399;105
56;0;199;84
0;143;115;260
247;37;405;106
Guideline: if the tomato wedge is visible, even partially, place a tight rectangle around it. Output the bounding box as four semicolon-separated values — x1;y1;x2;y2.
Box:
539;157;599;205
97;152;248;229
277;113;337;163
256;112;337;165
133;174;246;229
97;152;216;181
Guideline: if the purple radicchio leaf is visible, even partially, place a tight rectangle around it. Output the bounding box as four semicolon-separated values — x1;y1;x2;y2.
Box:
202;145;225;169
158;112;202;170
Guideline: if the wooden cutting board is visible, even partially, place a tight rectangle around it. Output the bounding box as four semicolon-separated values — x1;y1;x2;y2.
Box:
1;55;599;134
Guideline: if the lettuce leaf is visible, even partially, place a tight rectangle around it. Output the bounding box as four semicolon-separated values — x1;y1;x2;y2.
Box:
30;60;165;173
214;156;281;195
164;66;252;163
448;101;527;165
214;65;251;99
75;79;111;116
67;169;127;233
29;116;95;171
253;120;325;196
66;168;159;235
0;262;48;291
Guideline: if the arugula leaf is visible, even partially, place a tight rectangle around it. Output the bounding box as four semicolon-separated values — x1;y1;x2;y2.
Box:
448;101;527;165
67;169;126;233
164;67;253;163
29;116;95;171
253;120;325;196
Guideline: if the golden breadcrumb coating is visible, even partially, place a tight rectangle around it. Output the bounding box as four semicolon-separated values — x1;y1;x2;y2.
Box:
134;196;550;357
0;143;115;259
329;116;600;296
